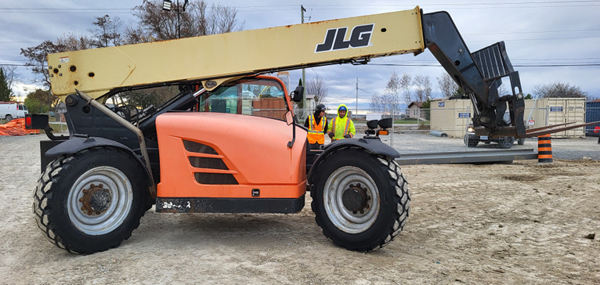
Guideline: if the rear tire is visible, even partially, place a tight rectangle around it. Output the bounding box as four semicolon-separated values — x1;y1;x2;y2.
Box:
499;137;514;149
310;148;410;252
5;114;12;122
32;147;149;254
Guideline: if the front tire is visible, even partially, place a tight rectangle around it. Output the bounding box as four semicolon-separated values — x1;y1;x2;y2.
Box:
311;148;410;252
33;147;149;254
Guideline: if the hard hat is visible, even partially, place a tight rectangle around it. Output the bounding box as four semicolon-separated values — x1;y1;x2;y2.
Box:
315;104;326;112
339;106;347;111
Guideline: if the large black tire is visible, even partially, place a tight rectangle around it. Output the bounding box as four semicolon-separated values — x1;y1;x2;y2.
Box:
464;134;479;148
5;114;12;122
32;147;149;254
310;148;410;252
498;137;514;149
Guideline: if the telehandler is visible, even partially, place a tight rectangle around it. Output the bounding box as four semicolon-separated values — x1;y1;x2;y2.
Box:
29;6;594;254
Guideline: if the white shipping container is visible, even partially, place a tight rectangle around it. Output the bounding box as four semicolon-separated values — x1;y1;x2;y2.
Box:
431;98;586;138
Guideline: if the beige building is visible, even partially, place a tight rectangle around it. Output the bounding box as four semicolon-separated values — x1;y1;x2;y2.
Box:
407;102;427;121
430;98;586;138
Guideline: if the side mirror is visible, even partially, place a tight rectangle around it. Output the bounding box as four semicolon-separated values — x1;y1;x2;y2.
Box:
291;86;304;102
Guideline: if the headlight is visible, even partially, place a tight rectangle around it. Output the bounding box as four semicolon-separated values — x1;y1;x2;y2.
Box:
467;127;475;133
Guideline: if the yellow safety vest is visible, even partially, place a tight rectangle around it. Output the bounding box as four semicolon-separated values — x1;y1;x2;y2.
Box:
307;115;325;144
330;117;351;141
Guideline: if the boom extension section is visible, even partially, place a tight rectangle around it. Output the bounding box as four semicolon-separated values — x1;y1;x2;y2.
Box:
47;7;591;137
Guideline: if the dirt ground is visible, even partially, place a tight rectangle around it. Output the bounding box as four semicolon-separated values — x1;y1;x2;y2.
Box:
1;135;599;284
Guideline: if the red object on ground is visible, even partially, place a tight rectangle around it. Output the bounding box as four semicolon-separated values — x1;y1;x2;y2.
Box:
0;118;40;136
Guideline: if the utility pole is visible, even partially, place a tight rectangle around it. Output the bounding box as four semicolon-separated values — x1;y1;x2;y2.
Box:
301;5;307;117
177;0;180;39
356;78;358;117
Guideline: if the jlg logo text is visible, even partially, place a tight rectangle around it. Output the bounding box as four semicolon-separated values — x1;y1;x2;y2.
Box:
315;24;374;53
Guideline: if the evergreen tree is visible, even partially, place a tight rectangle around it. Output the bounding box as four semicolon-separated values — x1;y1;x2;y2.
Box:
0;68;12;102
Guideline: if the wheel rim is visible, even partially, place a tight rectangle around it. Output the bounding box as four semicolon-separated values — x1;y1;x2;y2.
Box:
67;166;133;235
323;166;380;234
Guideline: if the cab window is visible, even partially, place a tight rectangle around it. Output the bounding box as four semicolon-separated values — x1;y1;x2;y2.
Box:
198;78;287;120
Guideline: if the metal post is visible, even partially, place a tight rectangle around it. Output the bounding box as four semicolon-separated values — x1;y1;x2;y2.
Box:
356;78;358;116
391;105;394;148
177;0;180;39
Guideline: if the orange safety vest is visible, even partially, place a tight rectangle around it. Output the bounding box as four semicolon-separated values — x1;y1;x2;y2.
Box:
307;115;325;144
330;117;351;141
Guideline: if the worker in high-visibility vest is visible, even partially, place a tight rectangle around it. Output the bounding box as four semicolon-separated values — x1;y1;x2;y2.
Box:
327;104;355;141
304;104;328;149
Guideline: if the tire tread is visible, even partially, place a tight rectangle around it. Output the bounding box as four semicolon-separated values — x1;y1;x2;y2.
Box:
32;147;148;254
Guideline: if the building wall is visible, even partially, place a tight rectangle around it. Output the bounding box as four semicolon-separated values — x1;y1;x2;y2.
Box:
407;105;427;120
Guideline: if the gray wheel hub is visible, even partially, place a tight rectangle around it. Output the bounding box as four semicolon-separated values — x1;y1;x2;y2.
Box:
342;183;370;213
324;166;380;234
67;166;133;235
80;183;112;215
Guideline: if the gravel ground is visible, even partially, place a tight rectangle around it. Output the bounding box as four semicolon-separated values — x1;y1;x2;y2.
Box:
1;133;599;284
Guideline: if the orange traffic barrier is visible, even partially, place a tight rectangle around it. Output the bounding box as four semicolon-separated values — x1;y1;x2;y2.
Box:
0;118;39;136
537;134;553;163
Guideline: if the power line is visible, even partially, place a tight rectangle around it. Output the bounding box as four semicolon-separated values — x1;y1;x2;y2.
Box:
1;1;598;14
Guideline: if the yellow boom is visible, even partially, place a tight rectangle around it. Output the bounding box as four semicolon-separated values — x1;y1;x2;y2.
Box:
48;7;424;100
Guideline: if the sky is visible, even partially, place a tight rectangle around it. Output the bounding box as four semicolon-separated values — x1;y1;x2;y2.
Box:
1;0;600;110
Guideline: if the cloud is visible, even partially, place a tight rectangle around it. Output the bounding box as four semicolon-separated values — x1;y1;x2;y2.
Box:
2;0;599;104
12;81;45;97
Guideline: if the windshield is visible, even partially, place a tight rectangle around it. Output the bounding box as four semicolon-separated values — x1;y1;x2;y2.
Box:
197;77;287;120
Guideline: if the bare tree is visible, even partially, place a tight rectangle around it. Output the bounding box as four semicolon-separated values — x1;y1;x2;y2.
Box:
370;92;383;112
122;25;152;45
413;74;432;102
399;73;412;103
129;0;244;42
370;92;397;115
437;73;456;99
20;41;66;88
55;33;94;51
306;75;328;103
375;71;402;113
385;71;401;101
90;15;123;47
533;81;587;99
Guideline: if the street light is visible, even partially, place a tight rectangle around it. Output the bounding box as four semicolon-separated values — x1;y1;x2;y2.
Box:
162;0;188;39
162;0;172;11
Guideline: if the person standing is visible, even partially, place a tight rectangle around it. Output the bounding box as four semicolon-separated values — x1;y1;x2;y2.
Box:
304;104;328;149
327;104;355;141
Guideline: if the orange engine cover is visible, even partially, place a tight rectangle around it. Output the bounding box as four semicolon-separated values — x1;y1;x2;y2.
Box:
155;112;307;199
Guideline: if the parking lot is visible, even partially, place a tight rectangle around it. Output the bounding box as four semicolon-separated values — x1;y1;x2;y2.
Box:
1;134;599;284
